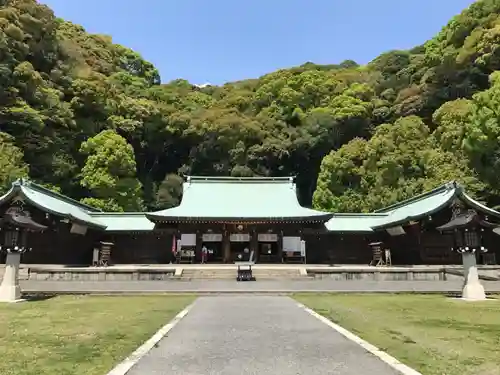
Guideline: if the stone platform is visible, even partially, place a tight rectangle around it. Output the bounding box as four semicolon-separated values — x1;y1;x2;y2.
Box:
2;263;500;282
17;279;500;295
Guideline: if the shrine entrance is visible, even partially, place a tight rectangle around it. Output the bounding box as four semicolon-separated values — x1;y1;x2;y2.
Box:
201;233;223;263
230;233;251;262
147;177;333;265
257;233;279;262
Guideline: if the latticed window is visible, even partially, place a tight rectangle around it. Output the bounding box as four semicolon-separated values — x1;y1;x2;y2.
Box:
453;229;464;248
464;230;480;248
4;228;19;247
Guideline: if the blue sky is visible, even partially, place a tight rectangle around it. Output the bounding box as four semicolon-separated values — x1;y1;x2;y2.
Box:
41;0;476;85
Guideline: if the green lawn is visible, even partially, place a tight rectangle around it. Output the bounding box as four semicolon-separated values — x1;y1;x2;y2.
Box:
0;295;196;375
294;294;500;375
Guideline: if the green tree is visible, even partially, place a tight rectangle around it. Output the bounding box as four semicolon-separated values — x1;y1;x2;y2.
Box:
314;116;483;212
153;173;183;210
432;98;473;153
1;0;499;211
79;129;143;211
463;71;500;197
0;132;28;192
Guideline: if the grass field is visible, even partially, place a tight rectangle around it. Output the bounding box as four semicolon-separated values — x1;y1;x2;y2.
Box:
294;293;500;375
0;295;195;375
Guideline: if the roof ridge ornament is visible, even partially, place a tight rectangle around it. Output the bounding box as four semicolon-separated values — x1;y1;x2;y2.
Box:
12;178;24;187
187;175;296;183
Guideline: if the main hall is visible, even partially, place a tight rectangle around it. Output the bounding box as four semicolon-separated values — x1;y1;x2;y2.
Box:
1;175;500;266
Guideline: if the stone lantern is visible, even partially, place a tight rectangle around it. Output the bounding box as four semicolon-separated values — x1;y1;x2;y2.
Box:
0;204;47;302
436;208;495;301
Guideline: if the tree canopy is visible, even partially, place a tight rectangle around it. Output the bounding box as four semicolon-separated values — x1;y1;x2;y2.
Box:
1;0;500;212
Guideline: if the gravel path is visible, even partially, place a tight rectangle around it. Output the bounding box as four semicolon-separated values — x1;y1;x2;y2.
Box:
127;296;401;375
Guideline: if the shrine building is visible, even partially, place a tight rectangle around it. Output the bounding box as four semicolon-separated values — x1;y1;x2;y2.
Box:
145;176;333;263
0;176;500;266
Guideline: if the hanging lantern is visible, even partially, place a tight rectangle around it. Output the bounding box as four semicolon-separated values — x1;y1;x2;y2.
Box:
437;209;492;254
0;205;47;254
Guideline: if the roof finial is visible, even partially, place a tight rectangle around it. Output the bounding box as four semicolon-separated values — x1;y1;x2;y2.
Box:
12;178;23;187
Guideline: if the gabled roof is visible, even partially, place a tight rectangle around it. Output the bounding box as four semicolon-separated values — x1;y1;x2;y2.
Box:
325;213;388;233
370;181;500;230
146;176;333;223
436;210;497;232
0;179;106;229
3;178;497;234
90;212;154;232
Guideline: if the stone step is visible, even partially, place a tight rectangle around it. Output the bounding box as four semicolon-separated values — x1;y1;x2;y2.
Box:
180;268;306;280
182;271;234;275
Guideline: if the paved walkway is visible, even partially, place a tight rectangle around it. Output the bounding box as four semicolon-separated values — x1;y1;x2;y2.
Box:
21;279;500;294
127;296;400;375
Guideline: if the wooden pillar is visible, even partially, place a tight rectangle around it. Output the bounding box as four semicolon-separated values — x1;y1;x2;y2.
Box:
223;226;231;263
416;222;424;264
300;230;306;264
195;230;202;263
174;229;180;263
250;229;258;262
277;230;284;263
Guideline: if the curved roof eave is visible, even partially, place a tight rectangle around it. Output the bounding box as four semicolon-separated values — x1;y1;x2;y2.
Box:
0;183;20;205
18;186;106;230
459;190;500;218
371;188;459;230
371;184;500;231
325;213;388;232
145;213;333;223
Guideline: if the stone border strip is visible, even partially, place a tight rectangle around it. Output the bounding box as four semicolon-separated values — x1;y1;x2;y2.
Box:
106;301;196;375
23;289;474;295
296;302;422;375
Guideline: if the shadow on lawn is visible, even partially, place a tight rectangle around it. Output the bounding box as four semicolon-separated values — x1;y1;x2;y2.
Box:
22;293;57;302
443;291;499;300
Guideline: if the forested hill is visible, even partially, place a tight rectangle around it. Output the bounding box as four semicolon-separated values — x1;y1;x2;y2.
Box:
1;0;500;213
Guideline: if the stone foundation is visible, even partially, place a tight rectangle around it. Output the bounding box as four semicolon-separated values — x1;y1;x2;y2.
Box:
309;269;445;281
4;264;498;282
26;267;177;281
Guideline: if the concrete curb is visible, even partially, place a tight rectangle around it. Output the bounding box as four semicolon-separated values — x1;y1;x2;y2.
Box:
297;302;423;375
23;289;474;295
106;301;195;375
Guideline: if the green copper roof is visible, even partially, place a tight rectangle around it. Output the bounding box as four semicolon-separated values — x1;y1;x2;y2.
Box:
146;176;333;223
2;179;498;233
371;181;500;230
325;213;388;232
0;180;106;229
91;213;154;232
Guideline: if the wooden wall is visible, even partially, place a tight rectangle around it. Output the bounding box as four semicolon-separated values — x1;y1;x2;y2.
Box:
22;226;100;264
304;233;374;264
2;198;499;265
110;233;173;264
0;203;100;265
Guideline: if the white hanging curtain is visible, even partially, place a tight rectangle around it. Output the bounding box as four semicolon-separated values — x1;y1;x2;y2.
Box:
257;233;278;242
283;236;301;252
300;240;306;256
181;233;196;246
230;233;250;242
202;233;223;242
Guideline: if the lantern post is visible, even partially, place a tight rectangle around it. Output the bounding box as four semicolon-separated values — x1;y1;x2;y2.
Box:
0;205;47;303
437;207;493;301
